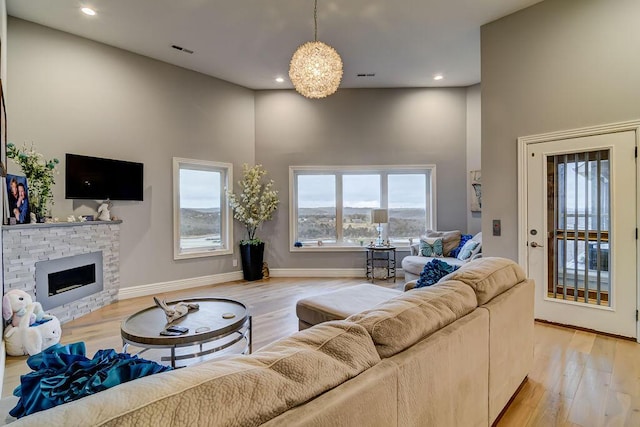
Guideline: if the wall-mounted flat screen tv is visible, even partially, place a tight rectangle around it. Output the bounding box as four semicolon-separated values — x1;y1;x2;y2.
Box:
65;154;144;201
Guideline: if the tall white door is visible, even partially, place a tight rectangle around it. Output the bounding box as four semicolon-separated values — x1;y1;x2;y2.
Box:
526;131;637;338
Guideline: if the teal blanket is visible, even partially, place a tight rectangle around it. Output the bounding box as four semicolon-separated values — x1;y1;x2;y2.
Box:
416;259;459;288
10;342;172;418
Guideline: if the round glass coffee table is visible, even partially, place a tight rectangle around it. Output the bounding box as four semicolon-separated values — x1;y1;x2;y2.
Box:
121;297;252;368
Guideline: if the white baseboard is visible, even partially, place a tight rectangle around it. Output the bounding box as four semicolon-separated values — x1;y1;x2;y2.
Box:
269;268;365;278
118;268;405;300
118;271;244;300
270;268;405;279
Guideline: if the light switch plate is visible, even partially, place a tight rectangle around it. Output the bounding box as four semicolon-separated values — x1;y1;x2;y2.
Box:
492;220;501;236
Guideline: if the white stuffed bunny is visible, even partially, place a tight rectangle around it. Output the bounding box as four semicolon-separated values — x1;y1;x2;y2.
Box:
97;200;112;221
4;304;61;356
2;289;46;327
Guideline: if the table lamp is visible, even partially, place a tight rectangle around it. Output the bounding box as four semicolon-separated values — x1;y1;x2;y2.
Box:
371;208;388;246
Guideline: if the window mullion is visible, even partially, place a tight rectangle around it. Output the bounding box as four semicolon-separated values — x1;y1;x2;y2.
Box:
336;172;343;244
425;172;433;229
380;172;388;208
381;172;388;242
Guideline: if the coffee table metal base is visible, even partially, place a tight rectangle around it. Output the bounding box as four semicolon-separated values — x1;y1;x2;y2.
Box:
122;316;252;368
121;298;252;368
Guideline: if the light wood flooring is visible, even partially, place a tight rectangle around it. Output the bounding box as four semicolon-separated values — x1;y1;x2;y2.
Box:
3;277;640;427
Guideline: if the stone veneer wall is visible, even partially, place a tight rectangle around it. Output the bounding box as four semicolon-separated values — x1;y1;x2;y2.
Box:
2;221;120;324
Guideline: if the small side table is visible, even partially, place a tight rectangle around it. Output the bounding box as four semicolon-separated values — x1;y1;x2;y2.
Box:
365;246;396;282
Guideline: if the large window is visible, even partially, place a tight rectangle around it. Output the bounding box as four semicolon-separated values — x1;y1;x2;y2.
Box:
173;158;233;259
290;165;435;250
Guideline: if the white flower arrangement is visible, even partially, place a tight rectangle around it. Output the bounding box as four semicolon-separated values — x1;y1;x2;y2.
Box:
227;164;279;244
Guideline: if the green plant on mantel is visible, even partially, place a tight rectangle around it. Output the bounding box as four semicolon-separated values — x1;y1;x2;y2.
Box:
7;142;59;219
227;164;279;244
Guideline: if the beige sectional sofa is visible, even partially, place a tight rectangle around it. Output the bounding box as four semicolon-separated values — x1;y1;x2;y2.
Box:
8;257;533;427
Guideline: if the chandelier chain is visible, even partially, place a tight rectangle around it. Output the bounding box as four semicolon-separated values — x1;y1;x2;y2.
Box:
314;0;318;41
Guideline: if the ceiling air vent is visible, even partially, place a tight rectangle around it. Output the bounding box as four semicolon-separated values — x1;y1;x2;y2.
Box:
356;73;376;77
171;44;194;54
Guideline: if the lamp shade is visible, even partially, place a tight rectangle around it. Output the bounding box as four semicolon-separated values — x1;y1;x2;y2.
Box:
371;209;388;224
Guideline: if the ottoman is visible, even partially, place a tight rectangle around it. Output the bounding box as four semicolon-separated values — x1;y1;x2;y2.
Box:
296;284;401;330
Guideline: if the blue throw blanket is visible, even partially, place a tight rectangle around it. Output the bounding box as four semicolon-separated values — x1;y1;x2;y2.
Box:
416;259;460;288
10;342;172;419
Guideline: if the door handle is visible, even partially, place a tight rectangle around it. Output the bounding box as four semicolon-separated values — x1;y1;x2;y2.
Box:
530;242;544;248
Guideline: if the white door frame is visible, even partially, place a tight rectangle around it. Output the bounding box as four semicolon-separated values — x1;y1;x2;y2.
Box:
517;120;640;342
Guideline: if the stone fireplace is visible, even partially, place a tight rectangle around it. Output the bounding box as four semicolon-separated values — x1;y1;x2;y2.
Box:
2;221;121;323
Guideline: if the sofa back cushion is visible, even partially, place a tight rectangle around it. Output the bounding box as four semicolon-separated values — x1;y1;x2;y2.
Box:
13;321;380;427
348;281;477;358
442;257;526;305
457;239;480;261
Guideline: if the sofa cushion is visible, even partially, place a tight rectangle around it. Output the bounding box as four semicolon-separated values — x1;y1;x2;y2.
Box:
449;234;473;258
296;284;402;327
11;321;380;427
401;255;466;276
469;232;483;258
348;281;478;358
425;230;461;256
457;239;480;261
442;257;526;305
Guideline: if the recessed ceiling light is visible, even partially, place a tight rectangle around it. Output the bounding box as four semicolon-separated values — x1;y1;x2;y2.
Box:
275;77;285;83
81;7;96;16
433;74;444;81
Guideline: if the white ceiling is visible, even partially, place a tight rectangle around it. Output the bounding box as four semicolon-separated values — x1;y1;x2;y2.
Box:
6;0;541;90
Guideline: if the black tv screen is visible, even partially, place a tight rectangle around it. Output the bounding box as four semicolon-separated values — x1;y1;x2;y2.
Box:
65;154;144;201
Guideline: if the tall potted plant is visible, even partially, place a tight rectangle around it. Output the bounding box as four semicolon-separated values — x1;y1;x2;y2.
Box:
227;164;279;281
7;142;59;222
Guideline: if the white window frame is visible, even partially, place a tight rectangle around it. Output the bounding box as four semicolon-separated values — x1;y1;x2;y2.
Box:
289;165;437;252
173;157;233;259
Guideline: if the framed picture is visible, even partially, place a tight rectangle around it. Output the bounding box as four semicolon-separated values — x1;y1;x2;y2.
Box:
470;170;482;212
6;174;31;224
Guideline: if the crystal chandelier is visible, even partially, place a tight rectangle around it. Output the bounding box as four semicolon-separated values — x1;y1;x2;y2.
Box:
289;0;343;99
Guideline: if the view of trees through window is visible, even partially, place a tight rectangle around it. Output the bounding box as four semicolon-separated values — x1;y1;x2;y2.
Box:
294;168;433;246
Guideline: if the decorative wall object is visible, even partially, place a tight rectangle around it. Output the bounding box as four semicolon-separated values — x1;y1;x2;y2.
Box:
470;170;482;212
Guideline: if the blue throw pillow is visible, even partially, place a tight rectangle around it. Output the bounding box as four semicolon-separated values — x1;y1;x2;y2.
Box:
457;240;480;261
450;234;472;258
415;259;460;288
420;238;443;257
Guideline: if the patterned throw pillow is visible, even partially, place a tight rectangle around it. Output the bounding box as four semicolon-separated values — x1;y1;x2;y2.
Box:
457;240;480;261
424;230;461;256
450;234;472;258
420;237;443;257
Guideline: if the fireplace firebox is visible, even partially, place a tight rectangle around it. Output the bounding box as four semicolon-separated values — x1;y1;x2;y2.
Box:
35;252;104;311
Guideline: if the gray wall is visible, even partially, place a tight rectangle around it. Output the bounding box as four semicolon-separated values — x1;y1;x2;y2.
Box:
466;84;481;235
7;17;480;285
7;18;255;288
481;0;640;259
255;88;468;269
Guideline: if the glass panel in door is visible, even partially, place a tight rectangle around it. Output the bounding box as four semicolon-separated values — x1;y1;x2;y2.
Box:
546;150;610;306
